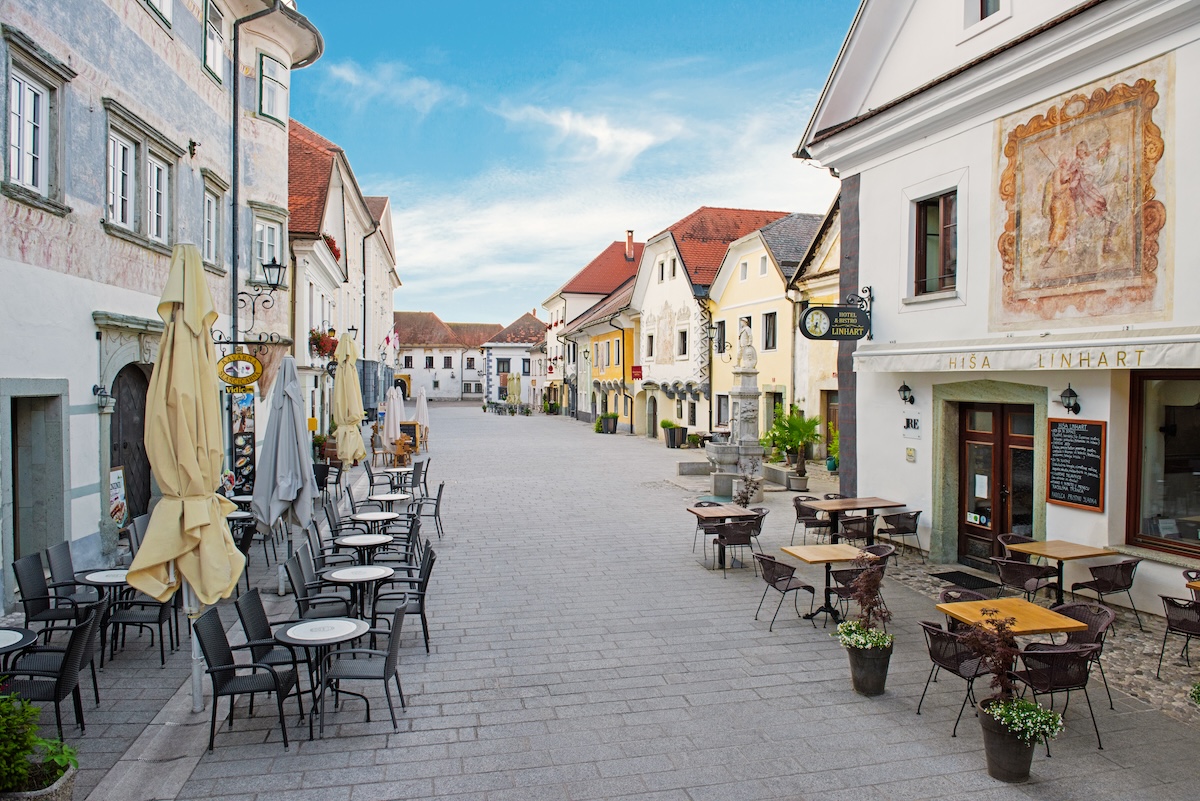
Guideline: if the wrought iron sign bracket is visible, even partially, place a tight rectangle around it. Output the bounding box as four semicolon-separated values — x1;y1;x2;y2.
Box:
212;330;283;358
844;286;873;340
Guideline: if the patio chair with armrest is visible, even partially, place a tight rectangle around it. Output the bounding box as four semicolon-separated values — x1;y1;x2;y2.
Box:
997;533;1037;563
284;554;351;620
1157;596;1200;678
791;496;831;546
13;553;84;636
917;620;987;736
830;550;891;619
345;484;383;514
14;597;107;709
317;607;407;735
323;498;370;539
752;554;815;631
362;461;393;494
235;589;308;700
692;501;722;555
991;557;1058;602
838;514;878;546
413;481;446;539
749;507;769;552
45;541;100;605
1012;644;1103;751
193;606;304;752
373;547;436;653
5;605;99;739
1072;558;1143;630
711;520;758;578
1026;602;1116;709
937;587;987;632
304;523;355;571
879;511;923;562
419;457;432;496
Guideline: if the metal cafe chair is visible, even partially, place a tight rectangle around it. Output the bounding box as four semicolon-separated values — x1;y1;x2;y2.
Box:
1157;596;1200;678
752;554;815;631
917;620;987;737
1072;558;1143;630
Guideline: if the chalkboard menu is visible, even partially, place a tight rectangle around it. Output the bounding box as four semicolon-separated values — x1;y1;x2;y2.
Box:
1047;419;1105;511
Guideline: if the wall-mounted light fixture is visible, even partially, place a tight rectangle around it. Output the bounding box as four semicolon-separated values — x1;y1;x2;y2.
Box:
1059;384;1081;415
897;382;915;405
707;323;733;362
346;325;358;342
582;348;590;362
92;384;115;411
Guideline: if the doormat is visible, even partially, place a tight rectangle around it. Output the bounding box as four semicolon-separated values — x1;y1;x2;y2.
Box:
931;570;1000;592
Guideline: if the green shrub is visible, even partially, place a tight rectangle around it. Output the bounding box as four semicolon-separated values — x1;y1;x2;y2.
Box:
594;417;603;433
0;692;76;792
660;419;677;429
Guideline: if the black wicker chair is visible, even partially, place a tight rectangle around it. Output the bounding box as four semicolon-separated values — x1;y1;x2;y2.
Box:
937;587;987;632
752;554;815;631
12;597;107;711
997;533;1037;563
12;553;83;636
1027;602;1116;709
838;514;879;547
373;547;436;653
917;621;987;736
1157;596;1200;678
1012;644;1103;751
991;557;1057;602
235;588;307;690
692;501;723;555
413;481;446;539
317;607;407;735
1072;558;1143;630
879;511;923;562
711;521;758;578
194;607;304;751
284;553;351;620
6;605;99;738
45;541;99;605
1185;569;1200;601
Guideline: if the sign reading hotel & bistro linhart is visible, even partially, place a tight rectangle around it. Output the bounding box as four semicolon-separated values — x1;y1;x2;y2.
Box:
799;306;869;341
1047;418;1106;512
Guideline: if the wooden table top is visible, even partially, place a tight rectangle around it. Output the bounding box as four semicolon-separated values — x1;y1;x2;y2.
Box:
1003;539;1118;561
1186;580;1200;592
688;504;760;520
935;597;1088;636
806;497;906;514
780;544;863;564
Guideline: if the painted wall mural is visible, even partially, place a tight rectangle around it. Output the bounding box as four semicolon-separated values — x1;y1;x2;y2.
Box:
993;56;1171;329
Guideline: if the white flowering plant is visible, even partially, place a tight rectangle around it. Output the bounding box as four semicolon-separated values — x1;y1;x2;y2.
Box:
834;619;894;650
832;553;893;650
1189;681;1200;706
985;698;1064;744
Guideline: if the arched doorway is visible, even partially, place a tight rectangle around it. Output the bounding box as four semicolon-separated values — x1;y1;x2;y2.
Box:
110;363;152;520
646;395;658;438
394;377;409;399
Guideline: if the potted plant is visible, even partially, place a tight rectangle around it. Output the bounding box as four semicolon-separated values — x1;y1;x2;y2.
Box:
832;554;893;696
960;609;1064;782
1191;681;1200;707
0;692;78;800
826;421;839;472
600;412;619;433
308;328;338;360
732;457;762;507
660;419;687;448
761;405;822;492
686;433;701;448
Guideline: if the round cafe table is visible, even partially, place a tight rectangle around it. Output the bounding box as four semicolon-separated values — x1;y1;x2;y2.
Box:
230;494;254;511
0;627;37;671
349;511;399;537
77;569;130;668
324;565;394;619
334;533;392;565
367;492;411;513
275;617;370;739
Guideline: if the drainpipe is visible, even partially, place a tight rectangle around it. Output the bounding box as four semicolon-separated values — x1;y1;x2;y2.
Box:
362;220;379;414
608;317;632;434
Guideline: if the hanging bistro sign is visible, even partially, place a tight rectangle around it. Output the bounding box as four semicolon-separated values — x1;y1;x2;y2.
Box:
216;352;263;386
799;288;872;341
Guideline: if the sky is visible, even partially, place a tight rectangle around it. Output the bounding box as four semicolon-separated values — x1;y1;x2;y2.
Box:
289;1;860;326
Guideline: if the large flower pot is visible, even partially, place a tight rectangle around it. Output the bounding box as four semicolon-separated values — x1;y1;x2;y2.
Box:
846;643;892;696
1;766;77;801
787;474;810;492
601;416;618;434
978;701;1035;782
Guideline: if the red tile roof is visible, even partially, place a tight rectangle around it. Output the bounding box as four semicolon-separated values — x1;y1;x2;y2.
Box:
446;322;503;348
559;240;644;295
288;120;341;237
563;277;635;336
489;313;545;345
364;196;389;224
393;312;462;347
658;207;790;287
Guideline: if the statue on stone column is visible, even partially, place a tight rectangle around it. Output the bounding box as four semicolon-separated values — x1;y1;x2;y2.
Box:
736;319;757;369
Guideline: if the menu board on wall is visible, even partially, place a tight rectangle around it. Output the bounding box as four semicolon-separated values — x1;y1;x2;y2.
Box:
231;391;256;494
108;467;128;526
1047;419;1106;511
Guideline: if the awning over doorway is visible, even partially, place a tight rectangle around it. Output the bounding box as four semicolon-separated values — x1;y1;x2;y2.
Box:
854;326;1200;373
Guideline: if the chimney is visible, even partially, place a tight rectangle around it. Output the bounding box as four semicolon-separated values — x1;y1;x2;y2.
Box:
625;230;634;261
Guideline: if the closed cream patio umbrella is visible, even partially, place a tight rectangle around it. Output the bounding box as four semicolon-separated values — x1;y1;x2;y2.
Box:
126;243;243;711
383;386;406;446
333;333;367;463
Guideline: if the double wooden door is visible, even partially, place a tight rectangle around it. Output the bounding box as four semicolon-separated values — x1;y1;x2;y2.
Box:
958;403;1035;569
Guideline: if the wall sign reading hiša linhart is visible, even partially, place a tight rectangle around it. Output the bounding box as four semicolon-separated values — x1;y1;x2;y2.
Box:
1047;419;1105;512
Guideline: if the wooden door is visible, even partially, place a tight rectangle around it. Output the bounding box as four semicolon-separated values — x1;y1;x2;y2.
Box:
958;403;1035;569
111;364;151;520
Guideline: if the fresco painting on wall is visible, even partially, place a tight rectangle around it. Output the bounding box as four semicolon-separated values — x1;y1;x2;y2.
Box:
993;56;1170;329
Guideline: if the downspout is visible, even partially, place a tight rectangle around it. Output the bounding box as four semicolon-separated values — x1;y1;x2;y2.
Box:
230;0;282;467
362;220;380;412
608;317;632;434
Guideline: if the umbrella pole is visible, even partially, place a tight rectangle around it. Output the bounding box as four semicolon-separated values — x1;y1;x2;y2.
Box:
279;523;299;596
183;581;205;713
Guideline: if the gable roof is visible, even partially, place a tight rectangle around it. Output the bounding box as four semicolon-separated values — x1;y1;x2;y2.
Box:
791;196;841;284
761;213;825;272
554;240;644;298
288;120;339;237
446;322;503;348
563;277;635;337
363;196;388;223
487;313;546;345
393;312;462;347
658;207;791;287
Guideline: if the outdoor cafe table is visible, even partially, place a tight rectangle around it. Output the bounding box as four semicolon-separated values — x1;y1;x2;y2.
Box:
323;565;394;619
368;492;411;512
1002;540;1118;605
781;543;863;622
229;494;254;510
349;510;399;537
0;627;37;670
334;533;392;564
274;617;370;739
805;497;905;545
689;504;760;569
77;569;129;668
935;596;1089;637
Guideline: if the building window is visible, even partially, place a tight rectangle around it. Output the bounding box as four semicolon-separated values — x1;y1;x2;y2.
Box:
658;262;664;282
739;262;748;281
613;343;620;366
424;356;434;369
759;255;768;276
522;358;530;375
670;258;677;278
146;155;168;242
1129;372;1200;557
8;70;46;194
688;401;696;427
466;357;475;369
915;190;957;295
715;320;726;353
717;395;730;426
3;28;74;215
676;399;684;418
762;312;777;350
432;378;439;389
496;358;510;374
254;217;281;274
677;329;688;358
146;0;172;23
107;132;133;228
646;335;654;358
204;1;224;81
202;190;218;262
259;54;288;123
980;0;1000;18
443;356;452;369
404;355;413;369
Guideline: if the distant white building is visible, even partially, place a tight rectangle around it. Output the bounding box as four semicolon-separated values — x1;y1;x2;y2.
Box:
392;312;500;401
483;313;546;404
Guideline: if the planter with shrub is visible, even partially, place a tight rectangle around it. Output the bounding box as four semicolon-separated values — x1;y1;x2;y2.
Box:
0;693;78;800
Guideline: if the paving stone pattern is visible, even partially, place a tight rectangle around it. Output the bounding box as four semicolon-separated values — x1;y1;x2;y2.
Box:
18;403;1200;800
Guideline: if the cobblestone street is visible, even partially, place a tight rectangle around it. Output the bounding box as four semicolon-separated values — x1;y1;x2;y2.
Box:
30;403;1200;800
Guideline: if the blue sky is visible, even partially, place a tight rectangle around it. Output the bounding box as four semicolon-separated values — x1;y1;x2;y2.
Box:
290;1;859;325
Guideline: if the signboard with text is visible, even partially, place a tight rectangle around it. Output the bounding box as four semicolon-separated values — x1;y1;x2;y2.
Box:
799;306;870;341
1047;418;1105;511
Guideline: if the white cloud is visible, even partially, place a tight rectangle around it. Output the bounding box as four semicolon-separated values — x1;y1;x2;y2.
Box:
320;60;465;115
495;104;682;174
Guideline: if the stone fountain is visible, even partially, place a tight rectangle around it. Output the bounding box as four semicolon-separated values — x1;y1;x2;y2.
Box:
705;321;766;500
